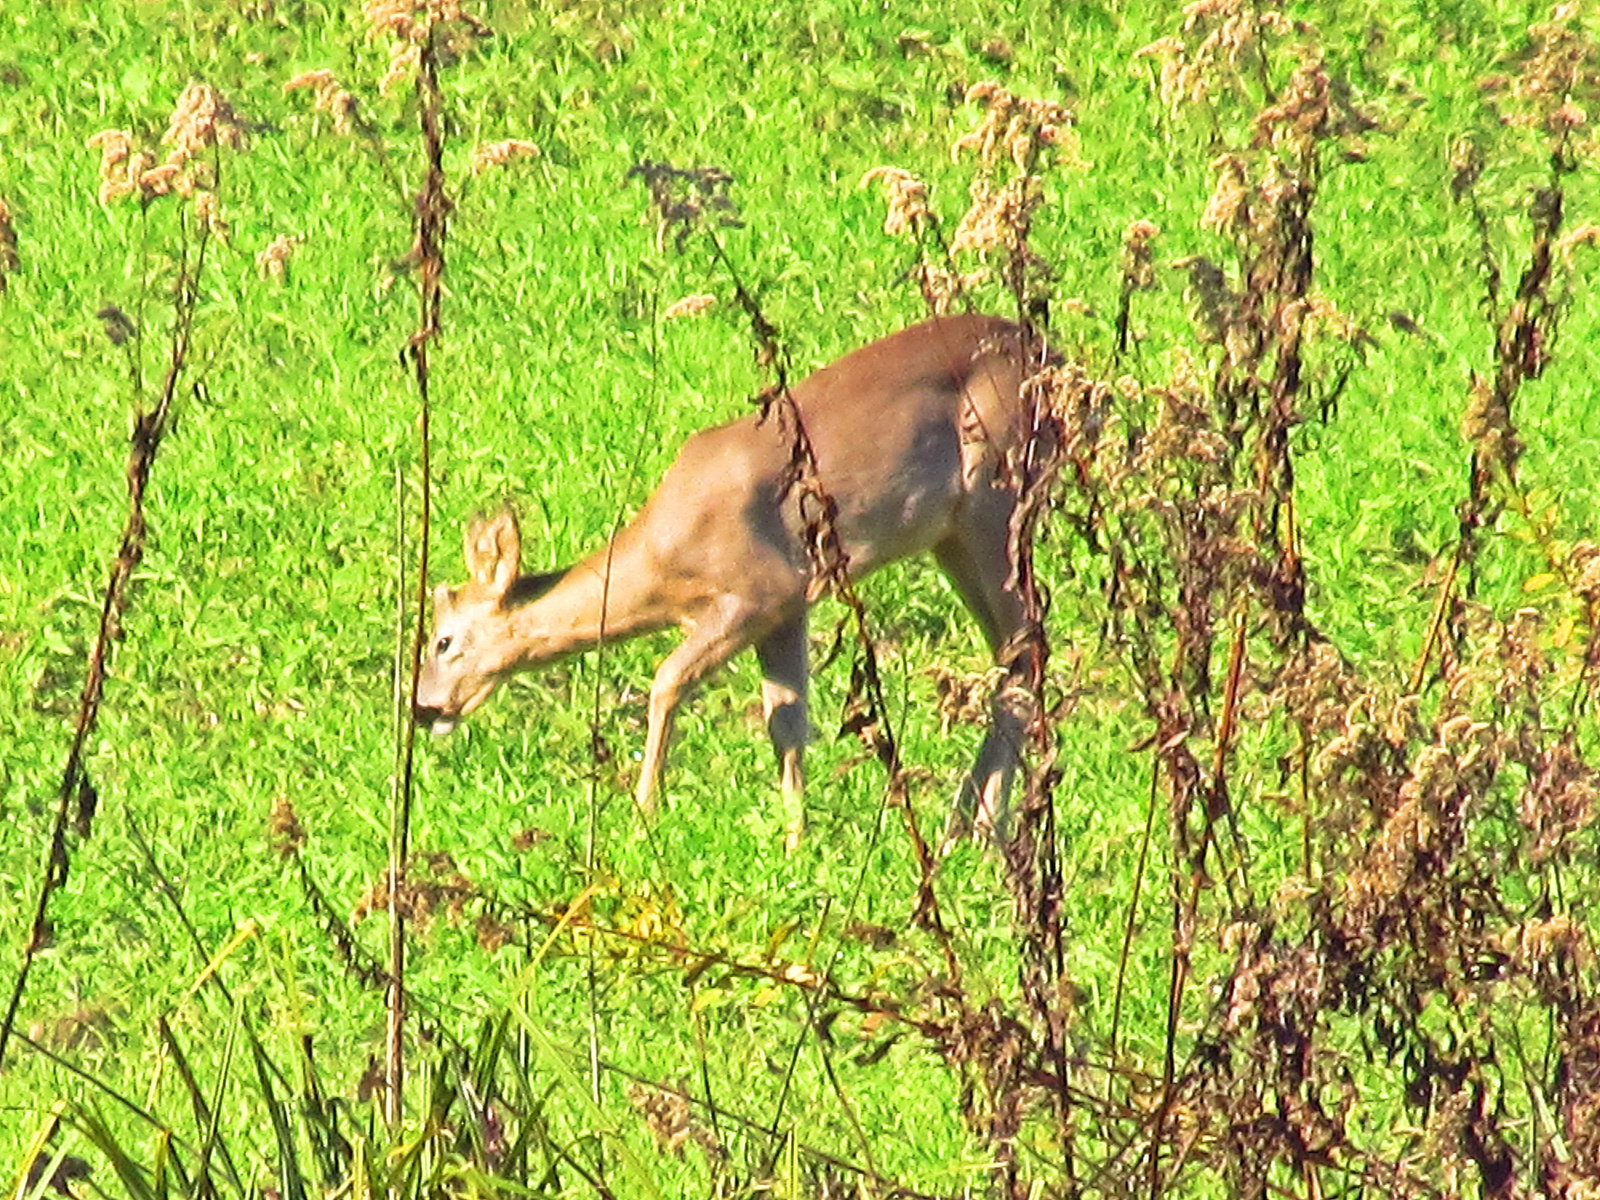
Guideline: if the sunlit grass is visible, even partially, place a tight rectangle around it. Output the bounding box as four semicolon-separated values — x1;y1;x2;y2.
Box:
2;0;1598;1192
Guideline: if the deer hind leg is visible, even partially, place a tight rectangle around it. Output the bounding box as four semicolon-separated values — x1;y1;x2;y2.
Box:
755;610;809;853
638;596;769;817
933;489;1029;849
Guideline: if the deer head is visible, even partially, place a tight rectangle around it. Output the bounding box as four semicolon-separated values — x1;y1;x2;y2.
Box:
414;510;526;735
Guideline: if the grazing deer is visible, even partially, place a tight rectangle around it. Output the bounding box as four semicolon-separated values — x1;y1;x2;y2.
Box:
416;314;1052;849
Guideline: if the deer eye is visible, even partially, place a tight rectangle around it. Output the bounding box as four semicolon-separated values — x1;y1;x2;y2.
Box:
434;635;453;656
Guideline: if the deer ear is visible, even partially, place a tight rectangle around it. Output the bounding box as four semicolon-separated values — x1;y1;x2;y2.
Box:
464;509;521;594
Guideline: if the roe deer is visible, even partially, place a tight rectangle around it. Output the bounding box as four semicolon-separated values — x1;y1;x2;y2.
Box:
416;314;1052;849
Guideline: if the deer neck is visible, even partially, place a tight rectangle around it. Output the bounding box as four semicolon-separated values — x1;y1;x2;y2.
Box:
503;541;675;664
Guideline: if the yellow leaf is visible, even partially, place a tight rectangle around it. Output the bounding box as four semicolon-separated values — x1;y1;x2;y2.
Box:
764;919;798;960
689;987;726;1013
1523;573;1559;592
1553;616;1576;648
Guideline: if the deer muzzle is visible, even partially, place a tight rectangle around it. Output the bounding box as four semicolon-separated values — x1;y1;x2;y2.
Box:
413;704;458;736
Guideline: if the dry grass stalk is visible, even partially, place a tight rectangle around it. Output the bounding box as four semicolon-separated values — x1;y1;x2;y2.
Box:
950;175;1043;257
1111;12;1600;1154
352;850;478;931
860;83;1076;321
948;81;1079;280
1498;6;1600;151
1135;0;1292;111
931;664;1005;737
191;191;228;242
1116;219;1162;352
859;165;931;236
628;160;743;254
841;80;1098;1200
89;83;249;208
953;80;1079;172
859;164;987;311
0;79;239;1067
284;69;361;134
364;0;490;96
1121;219;1160;291
907;262;988;314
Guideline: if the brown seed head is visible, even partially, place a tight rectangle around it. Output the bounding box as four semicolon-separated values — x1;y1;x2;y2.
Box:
138;163;181;198
860;165;931;236
364;0;490;92
162;83;249;165
662;293;716;319
285;69;361;135
88;130;138;203
268;795;307;857
1201;154;1249;232
471;138;540;173
906;262;988;314
256;235;304;282
1121;219;1161;290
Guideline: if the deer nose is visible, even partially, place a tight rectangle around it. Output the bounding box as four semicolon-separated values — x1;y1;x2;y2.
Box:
412;704;457;736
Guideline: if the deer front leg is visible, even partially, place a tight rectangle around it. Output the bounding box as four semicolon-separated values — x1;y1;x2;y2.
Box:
636;690;673;817
637;598;766;818
756;611;809;853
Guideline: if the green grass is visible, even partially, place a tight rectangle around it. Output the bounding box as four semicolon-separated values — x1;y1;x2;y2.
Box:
2;0;1599;1195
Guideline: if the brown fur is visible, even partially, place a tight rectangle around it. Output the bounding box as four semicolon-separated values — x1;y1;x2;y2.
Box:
416;314;1051;848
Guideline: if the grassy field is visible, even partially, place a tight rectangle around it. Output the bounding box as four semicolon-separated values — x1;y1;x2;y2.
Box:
3;0;1600;1196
